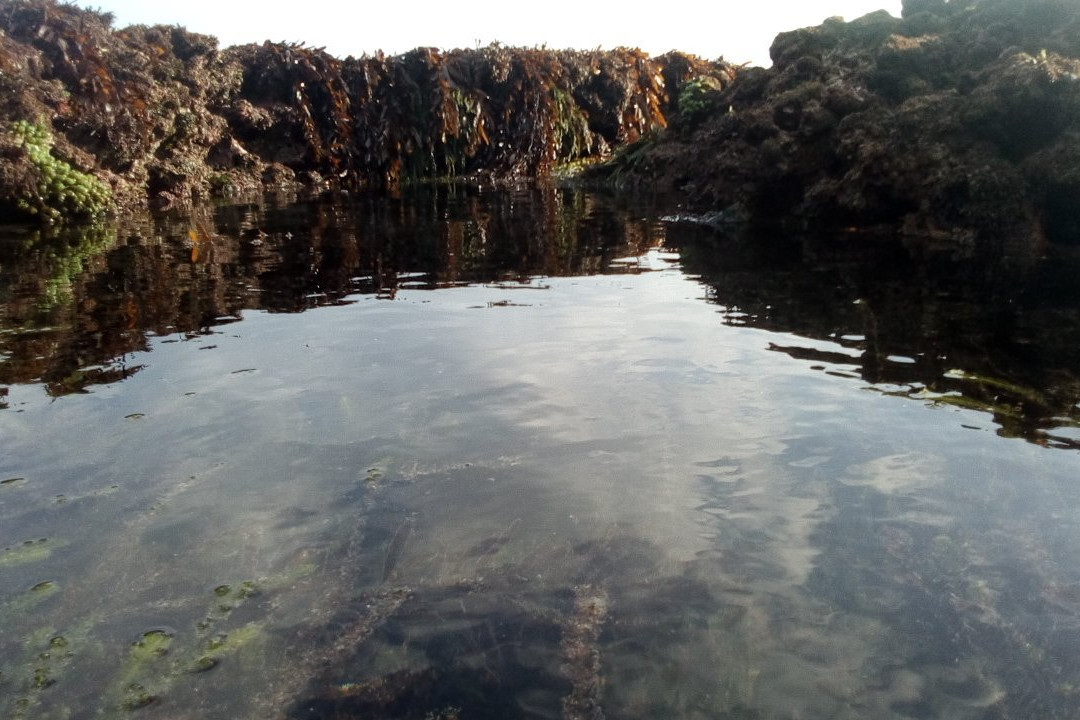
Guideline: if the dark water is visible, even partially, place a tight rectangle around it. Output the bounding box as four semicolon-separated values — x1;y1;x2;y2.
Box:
2;184;1080;719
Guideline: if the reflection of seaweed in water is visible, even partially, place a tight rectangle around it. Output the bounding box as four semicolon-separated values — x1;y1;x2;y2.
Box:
674;222;1080;450
0;220;144;396
0;222;118;315
0;185;669;401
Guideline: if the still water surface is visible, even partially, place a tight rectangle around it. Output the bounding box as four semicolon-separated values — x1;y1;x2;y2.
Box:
2;185;1080;719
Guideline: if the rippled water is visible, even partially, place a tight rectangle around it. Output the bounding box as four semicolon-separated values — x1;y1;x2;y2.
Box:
2;184;1080;719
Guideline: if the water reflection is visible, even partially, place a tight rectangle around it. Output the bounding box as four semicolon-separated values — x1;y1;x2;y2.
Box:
2;186;1080;719
0;184;665;399
675;227;1080;449
4;186;1080;448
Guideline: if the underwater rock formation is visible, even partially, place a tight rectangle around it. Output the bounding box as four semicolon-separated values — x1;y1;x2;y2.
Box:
593;0;1080;248
0;0;732;221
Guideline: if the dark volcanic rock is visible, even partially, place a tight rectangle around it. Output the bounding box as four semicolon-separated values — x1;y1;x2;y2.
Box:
593;0;1080;248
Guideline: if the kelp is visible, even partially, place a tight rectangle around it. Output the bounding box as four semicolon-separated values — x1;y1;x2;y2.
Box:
286;43;729;188
232;42;355;174
0;1;737;214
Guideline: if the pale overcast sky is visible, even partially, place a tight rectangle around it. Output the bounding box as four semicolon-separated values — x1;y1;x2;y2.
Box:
73;1;902;67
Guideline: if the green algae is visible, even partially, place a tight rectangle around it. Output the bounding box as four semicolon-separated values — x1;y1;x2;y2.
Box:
361;457;394;485
95;580;265;710
203;623;264;655
109;629;175;710
52;484;120;507
8;119;112;224
0;538;64;569
1;580;60;618
261;560;318;590
677;76;724;118
3;560;312;717
6;621;97;720
201;580;259;622
185;655;219;674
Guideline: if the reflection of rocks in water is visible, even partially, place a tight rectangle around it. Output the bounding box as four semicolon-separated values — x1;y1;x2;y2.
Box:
0;186;668;400
674;222;1080;449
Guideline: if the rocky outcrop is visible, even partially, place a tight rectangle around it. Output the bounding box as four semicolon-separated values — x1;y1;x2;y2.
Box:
0;0;733;221
593;0;1080;248
6;0;1077;248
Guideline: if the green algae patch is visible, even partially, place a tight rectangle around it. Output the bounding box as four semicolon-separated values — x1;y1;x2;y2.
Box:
1;580;60;618
5;623;92;720
109;629;175;711
260;559;318;590
0;538;65;569
53;484;121;507
132;629;174;658
183;623;267;675
677;75;725;119
200;580;259;623
185;655;219;674
212;580;256;602
361;457;394;486
93;581;266;711
6;120;112;224
187;622;269;681
203;623;265;655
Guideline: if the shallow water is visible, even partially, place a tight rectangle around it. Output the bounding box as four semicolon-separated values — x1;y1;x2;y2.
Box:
2;184;1080;719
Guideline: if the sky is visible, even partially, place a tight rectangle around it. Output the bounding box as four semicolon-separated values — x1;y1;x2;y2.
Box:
72;0;902;67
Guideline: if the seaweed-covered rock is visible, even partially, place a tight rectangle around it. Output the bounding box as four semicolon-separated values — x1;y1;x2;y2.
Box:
594;0;1080;248
0;0;735;222
0;119;111;222
0;0;242;212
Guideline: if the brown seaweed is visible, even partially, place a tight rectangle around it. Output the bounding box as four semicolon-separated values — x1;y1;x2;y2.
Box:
0;0;738;218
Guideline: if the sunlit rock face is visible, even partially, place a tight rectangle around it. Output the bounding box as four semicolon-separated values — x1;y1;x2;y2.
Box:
596;0;1080;249
0;0;735;219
